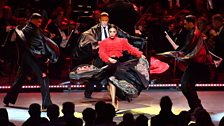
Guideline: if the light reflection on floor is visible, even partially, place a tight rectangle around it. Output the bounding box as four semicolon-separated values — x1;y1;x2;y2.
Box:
212;112;224;122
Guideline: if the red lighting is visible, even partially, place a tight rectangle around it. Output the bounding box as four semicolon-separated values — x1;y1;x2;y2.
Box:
0;83;223;90
147;84;224;87
0;84;86;89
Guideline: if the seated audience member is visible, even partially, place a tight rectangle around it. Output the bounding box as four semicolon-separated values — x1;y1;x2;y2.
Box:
95;103;117;126
135;114;148;126
82;107;96;126
22;103;49;126
151;96;178;126
0;108;15;126
94;101;107;125
177;110;191;126
219;116;224;126
58;102;83;126
118;112;135;126
42;104;65;126
194;108;215;126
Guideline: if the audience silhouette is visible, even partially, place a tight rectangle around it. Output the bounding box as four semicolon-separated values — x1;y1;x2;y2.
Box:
95;103;117;126
43;104;65;126
194;108;215;126
82;107;96;126
94;101;107;125
151;96;178;126
118;112;135;126
177;110;191;126
1;98;222;126
1;1;224;126
219;116;224;126
0;108;15;126
135;114;148;126
58;102;83;126
22;103;49;126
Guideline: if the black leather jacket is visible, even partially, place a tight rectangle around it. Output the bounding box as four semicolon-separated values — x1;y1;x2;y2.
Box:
73;23;145;66
22;22;47;57
78;23;145;50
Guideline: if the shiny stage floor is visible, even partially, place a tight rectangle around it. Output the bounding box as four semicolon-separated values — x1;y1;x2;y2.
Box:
0;90;224;126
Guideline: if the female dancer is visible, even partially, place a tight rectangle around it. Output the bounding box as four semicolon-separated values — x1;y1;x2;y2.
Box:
98;25;148;110
70;25;169;110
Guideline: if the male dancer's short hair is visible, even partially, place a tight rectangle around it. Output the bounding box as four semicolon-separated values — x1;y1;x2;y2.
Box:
100;12;109;17
185;15;196;24
30;13;42;20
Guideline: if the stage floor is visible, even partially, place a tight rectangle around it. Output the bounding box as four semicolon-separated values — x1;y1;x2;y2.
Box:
0;90;224;126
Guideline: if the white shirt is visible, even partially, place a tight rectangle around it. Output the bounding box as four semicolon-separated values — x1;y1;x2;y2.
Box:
58;28;67;48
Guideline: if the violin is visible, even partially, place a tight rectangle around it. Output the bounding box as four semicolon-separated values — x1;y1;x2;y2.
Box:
40;29;57;39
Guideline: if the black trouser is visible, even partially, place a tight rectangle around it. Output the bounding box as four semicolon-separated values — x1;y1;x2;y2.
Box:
214;62;224;83
181;62;210;111
4;52;52;107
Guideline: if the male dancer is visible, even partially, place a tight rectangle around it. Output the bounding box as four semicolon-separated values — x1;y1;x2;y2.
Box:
3;13;53;110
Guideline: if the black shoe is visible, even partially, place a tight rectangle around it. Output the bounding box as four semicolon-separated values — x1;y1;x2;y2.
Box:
188;106;204;114
84;91;92;99
188;106;204;120
84;94;92;99
42;100;53;111
3;99;9;106
3;98;13;107
41;105;48;112
126;95;132;102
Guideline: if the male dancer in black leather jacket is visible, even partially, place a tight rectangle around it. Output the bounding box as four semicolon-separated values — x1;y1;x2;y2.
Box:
3;13;53;110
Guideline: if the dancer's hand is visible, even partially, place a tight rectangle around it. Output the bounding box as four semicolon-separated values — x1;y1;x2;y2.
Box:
45;58;50;64
210;29;217;36
108;57;117;64
42;73;47;78
141;55;146;59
